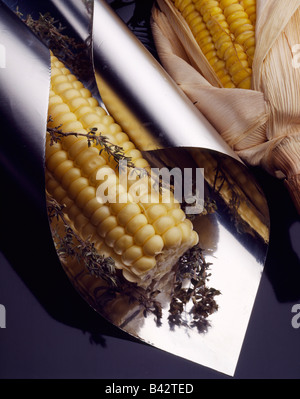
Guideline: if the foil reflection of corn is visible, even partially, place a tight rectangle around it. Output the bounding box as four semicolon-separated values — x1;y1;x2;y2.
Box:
45;54;198;287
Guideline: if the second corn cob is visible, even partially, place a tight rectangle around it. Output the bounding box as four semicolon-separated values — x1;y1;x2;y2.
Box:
170;0;256;89
46;53;199;287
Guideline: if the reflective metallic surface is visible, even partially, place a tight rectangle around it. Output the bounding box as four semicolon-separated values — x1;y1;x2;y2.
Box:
51;0;92;42
0;1;50;206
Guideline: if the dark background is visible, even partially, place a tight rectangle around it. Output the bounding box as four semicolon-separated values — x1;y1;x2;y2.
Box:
0;0;300;380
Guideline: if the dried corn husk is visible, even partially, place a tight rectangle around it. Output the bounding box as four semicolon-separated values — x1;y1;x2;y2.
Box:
151;0;300;214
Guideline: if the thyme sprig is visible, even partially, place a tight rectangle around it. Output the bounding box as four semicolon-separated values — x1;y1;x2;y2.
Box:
168;245;221;332
16;10;91;80
47;121;135;169
47;194;118;287
213;163;251;235
139;289;163;324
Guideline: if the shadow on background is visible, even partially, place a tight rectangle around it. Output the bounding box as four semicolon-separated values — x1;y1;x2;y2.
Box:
252;167;300;303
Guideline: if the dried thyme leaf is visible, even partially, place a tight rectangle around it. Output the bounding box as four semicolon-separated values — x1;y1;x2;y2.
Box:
140;289;163;325
168;245;221;332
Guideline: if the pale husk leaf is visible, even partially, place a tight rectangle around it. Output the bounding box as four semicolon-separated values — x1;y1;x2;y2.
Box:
151;0;300;213
154;0;221;87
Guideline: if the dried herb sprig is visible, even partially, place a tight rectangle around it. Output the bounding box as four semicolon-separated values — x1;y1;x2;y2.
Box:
213;164;240;209
16;10;91;80
47;194;119;287
139;289;163;325
47;121;136;169
168;245;221;332
213;164;252;235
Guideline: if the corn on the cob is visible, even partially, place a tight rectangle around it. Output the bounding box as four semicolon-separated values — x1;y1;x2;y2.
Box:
171;0;256;89
46;54;198;286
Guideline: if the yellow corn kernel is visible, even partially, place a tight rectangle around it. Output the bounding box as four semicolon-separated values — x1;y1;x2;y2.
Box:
143;235;164;256
122;246;144;266
134;224;156;246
